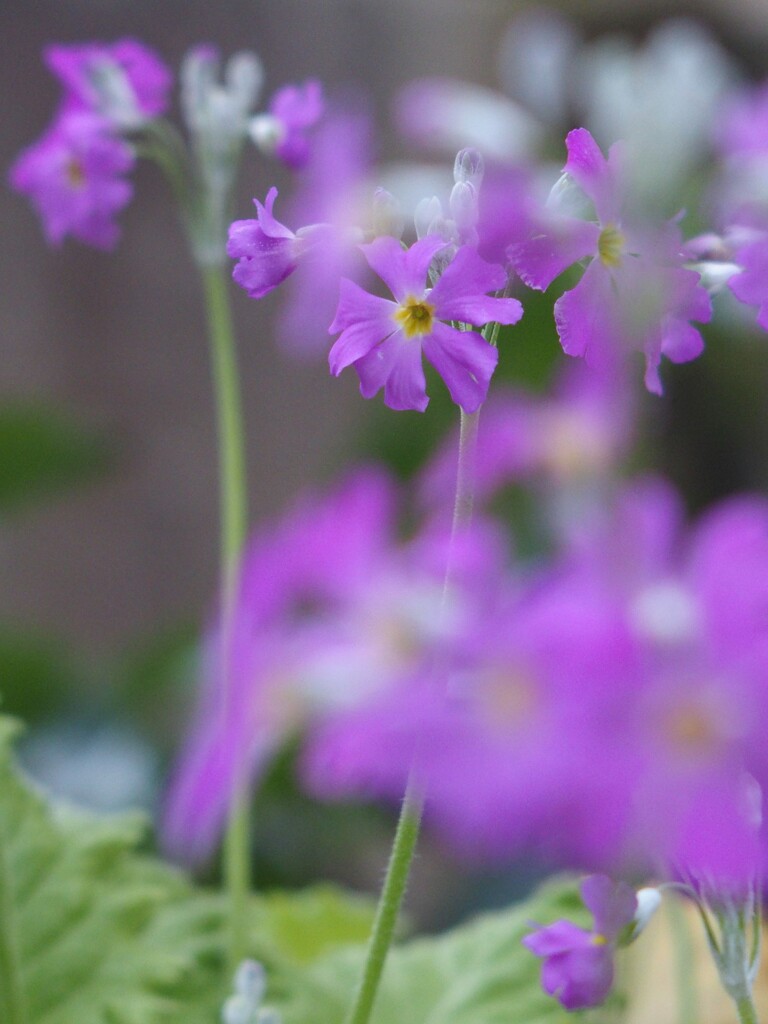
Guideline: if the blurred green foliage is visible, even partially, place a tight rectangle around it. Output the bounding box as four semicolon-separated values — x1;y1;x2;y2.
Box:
0;401;112;516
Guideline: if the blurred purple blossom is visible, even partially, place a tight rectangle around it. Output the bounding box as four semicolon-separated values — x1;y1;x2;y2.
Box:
9;111;135;249
507;128;711;393
45;39;172;129
250;79;324;169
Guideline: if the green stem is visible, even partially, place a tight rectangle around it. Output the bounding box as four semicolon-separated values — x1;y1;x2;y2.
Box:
200;263;250;971
0;827;27;1024
344;406;481;1024
667;898;698;1024
736;995;759;1024
345;780;424;1024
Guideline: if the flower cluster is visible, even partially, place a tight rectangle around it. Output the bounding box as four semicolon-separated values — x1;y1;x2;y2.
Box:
10;40;169;247
11;40;324;258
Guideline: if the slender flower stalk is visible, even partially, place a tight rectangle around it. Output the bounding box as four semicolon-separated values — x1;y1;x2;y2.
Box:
201;263;251;970
343;403;482;1024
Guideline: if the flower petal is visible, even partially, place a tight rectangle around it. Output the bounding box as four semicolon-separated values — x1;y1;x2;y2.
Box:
328;278;398;373
523;920;593;957
563;128;619;224
353;334;429;411
581;874;637;940
554;260;617;364
508;217;599;291
430;246;524;325
361;234;448;302
422;321;498;412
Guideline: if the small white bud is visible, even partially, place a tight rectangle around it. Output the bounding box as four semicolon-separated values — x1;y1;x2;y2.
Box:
249;113;285;155
453;147;485;187
371;188;405;239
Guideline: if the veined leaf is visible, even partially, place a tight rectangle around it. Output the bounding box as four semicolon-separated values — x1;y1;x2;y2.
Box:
273;878;586;1024
0;716;226;1024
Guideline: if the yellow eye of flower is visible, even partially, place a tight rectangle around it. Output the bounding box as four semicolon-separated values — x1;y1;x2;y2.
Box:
65;158;86;189
597;224;625;268
394;296;436;338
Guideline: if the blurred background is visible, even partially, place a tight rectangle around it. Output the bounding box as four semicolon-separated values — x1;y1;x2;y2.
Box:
5;0;768;926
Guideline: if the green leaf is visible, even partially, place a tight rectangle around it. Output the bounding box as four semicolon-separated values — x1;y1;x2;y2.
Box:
0;715;227;1024
0;402;111;516
256;886;376;965
272;880;586;1024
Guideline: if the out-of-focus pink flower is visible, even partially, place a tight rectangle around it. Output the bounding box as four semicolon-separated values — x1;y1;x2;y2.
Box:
251;80;324;169
45;39;172;128
9;111;134;249
329;235;522;412
161;467;504;865
507;128;711;393
419;360;634;514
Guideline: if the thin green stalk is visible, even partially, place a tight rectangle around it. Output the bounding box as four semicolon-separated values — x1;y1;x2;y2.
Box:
200;262;250;971
667;898;698;1024
344;780;424;1024
343;405;481;1024
0;830;27;1024
736;995;759;1024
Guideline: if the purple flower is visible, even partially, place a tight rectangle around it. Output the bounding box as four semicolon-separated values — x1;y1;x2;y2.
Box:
329;235;523;412
227;186;334;299
419;359;634;515
523;875;637;1010
268;80;323;169
507;127;711;393
9;111;135;249
45;39;172;128
727;231;768;330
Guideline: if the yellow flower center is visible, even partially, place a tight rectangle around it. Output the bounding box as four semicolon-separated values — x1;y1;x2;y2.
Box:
597;224;625;268
393;296;436;338
664;702;719;755
592;934;608;946
65;158;86;189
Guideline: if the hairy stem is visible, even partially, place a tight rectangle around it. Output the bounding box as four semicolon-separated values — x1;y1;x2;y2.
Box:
343;406;481;1024
201;263;250;970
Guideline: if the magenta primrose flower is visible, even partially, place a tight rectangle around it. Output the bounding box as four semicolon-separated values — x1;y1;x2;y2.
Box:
227;186;335;299
523;874;637;1011
45;39;172;128
10;112;135;249
507;127;712;393
329;235;523;413
263;79;324;169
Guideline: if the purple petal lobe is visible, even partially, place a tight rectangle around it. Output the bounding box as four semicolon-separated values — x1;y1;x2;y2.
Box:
563;128;618;223
554;260;616;364
581;874;637;940
430;246;523;325
422;322;498;413
509;218;599;291
361;235;448;303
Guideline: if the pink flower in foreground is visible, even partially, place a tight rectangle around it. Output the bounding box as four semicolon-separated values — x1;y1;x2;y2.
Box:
10;111;135;248
524;875;638;1010
329;235;523;413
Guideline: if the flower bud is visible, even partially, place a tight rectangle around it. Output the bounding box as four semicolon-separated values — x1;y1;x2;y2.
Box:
453;147;485;187
371;188;405;239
